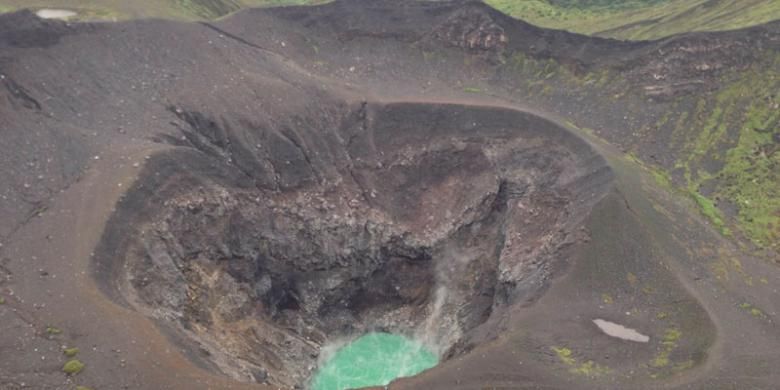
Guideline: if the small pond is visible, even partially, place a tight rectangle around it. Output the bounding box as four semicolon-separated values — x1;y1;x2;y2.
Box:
311;332;439;390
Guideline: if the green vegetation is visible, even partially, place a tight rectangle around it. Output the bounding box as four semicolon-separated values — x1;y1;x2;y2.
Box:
463;87;483;93
245;0;325;6
603;55;778;250
175;0;239;19
689;192;730;236
46;326;63;335
2;0;777;41
649;165;673;189
76;386;93;390
551;346;610;377
551;346;576;365
626;150;734;238
548;0;666;8
673;359;694;372
0;0;329;21
650;328;681;369
62;359;85;375
668;62;780;249
176;0;329;19
711;255;753;284
0;296;5;305
571;360;610;377
739;302;768;319
64;347;80;357
486;0;780;40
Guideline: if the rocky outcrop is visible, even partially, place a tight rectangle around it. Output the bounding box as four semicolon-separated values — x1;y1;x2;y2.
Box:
626;34;770;98
427;4;508;62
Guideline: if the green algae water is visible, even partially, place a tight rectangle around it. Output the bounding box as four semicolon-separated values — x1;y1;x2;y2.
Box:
311;332;439;390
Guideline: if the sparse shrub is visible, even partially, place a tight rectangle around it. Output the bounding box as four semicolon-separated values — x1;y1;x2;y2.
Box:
46;326;63;335
63;359;85;375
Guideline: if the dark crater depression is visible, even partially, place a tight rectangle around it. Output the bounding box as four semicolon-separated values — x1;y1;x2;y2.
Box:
93;101;612;388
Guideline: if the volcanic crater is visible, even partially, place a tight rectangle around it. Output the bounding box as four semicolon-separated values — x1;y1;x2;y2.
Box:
2;1;779;389
95;101;610;387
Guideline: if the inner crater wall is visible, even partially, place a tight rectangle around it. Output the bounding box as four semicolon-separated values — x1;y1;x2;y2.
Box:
92;101;613;388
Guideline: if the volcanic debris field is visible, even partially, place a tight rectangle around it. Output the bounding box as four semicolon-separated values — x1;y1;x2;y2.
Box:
0;1;779;389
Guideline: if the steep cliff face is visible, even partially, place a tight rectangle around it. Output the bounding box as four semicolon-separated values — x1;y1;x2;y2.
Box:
99;102;610;387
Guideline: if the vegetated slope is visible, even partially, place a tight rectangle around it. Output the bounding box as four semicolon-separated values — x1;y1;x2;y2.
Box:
0;0;328;20
485;18;780;253
486;0;780;40
547;0;666;7
3;0;780;41
0;0;176;20
175;0;331;18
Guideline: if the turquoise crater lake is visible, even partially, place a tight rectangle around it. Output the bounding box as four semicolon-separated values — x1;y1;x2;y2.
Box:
311;332;439;390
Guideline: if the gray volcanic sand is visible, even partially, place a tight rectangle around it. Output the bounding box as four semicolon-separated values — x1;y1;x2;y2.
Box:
0;1;778;389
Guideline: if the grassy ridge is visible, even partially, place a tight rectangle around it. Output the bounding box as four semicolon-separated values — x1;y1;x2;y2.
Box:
3;0;780;40
486;0;780;40
0;0;167;20
547;0;666;8
0;0;327;20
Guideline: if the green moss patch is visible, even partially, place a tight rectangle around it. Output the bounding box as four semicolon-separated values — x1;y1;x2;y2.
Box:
46;326;63;335
62;359;85;375
650;328;681;371
689;191;730;236
64;347;80;358
551;346;610;377
739;302;768;319
551;346;576;365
